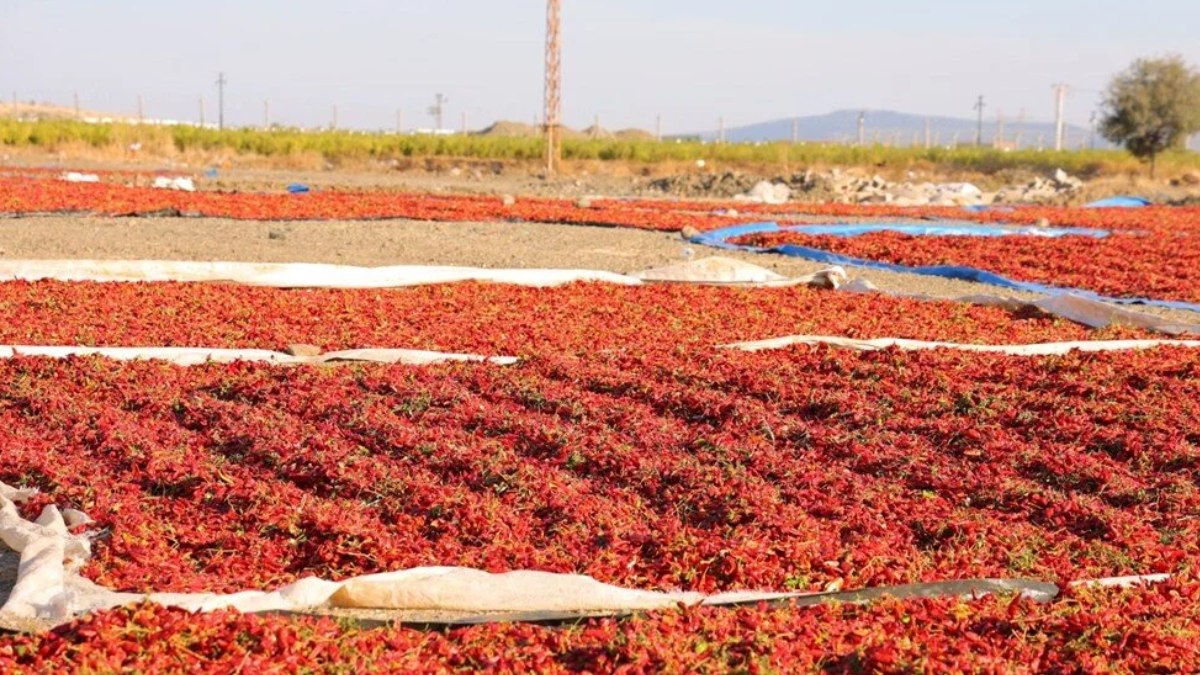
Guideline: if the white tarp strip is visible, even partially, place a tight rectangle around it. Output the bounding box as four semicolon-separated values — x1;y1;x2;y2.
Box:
0;346;518;367
0;258;853;291
1068;574;1172;589
721;335;1200;356
0;260;641;289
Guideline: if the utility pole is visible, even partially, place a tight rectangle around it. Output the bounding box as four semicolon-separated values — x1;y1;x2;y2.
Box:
655;114;662;142
718;116;725;144
428;93;446;131
199;96;205;127
216;72;227;131
791;116;799;144
593;113;600;138
263;99;270;129
1089;111;1098;149
1052;84;1068;151
543;0;562;174
973;95;985;147
396;109;403;134
74;92;80;118
857;111;866;146
461;111;468;135
137;94;144;124
331;104;338;130
996;110;1005;148
924;118;931;149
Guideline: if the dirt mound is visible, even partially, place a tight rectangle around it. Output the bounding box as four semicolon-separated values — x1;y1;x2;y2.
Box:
477;121;591;141
2;101;128;122
615;128;655;141
477;121;540;138
580;125;613;140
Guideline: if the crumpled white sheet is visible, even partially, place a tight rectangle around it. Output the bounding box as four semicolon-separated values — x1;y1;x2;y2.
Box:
0;484;810;625
0;346;518;367
633;257;846;289
720;335;1200;356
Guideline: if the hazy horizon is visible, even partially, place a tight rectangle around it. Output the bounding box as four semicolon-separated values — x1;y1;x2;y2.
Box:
4;0;1198;135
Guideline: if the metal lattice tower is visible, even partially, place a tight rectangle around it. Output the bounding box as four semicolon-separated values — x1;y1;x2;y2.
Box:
544;0;562;175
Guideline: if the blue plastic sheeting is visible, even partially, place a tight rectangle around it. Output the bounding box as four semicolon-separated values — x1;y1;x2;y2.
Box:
962;205;1016;214
692;222;1200;314
775;222;1109;239
287;183;311;194
1085;196;1151;208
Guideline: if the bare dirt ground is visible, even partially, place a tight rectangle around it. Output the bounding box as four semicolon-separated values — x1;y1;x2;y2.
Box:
0;215;1034;298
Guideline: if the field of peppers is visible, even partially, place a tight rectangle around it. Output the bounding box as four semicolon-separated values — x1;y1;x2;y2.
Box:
2;173;1200;671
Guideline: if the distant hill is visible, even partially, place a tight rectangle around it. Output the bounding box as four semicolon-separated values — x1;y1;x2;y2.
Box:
690;109;1106;150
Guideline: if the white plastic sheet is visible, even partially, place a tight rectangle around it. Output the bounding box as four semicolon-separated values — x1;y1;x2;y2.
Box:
0;346;518;367
0;258;853;291
632;257;846;288
0;260;641;289
59;172;99;184
721;335;1200;356
150;176;196;192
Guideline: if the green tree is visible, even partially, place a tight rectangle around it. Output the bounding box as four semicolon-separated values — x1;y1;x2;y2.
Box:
1100;55;1200;178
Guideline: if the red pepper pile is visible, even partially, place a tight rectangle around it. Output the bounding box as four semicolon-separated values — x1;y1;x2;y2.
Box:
1;343;1199;671
3;344;1199;593
0;280;1139;353
733;225;1200;303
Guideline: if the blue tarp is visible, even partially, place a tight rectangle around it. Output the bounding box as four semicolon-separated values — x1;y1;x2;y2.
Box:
691;222;1200;314
1085;196;1151;208
287;183;311;194
766;222;1109;239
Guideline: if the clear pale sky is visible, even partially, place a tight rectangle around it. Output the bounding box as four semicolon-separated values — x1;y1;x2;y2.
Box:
3;0;1198;133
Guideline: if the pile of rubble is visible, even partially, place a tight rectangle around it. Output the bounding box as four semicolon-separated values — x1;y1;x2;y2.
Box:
645;172;762;199
645;168;1087;206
